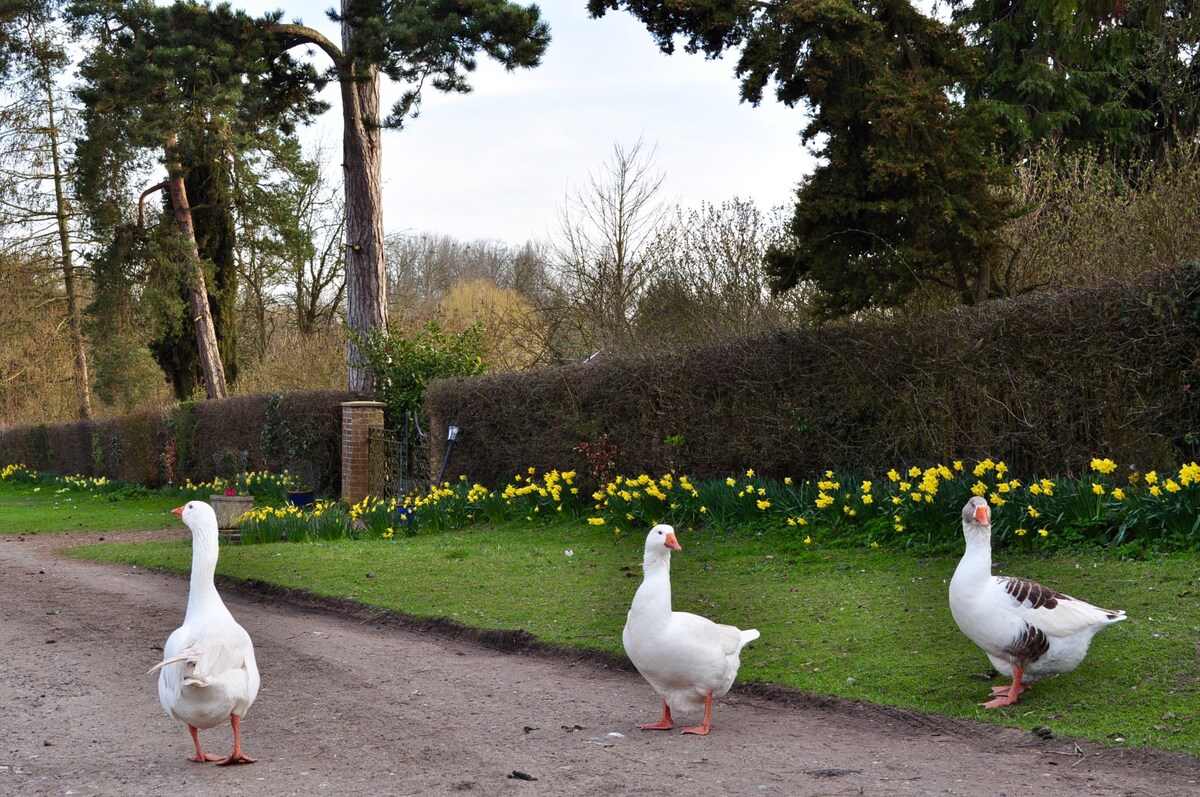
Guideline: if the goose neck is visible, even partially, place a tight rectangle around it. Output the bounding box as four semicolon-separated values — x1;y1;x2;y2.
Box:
186;529;224;614
956;527;994;579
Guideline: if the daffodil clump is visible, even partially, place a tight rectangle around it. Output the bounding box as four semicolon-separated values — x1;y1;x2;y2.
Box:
1;463;38;483
1;463;149;498
173;470;294;505
238;500;354;544
349;495;415;539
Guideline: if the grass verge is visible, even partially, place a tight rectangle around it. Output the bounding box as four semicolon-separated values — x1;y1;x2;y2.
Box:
67;519;1200;756
0;481;179;532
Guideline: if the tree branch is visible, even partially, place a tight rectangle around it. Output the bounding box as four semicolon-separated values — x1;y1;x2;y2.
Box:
138;180;168;228
268;22;346;69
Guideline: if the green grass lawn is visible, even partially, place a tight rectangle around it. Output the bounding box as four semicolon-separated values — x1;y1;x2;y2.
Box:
68;519;1200;757
0;481;180;532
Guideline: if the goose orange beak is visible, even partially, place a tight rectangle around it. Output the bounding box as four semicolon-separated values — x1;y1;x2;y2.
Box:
974;504;990;524
171;505;185;517
665;532;681;551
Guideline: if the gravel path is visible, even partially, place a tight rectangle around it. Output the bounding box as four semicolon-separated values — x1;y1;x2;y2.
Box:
2;529;1197;797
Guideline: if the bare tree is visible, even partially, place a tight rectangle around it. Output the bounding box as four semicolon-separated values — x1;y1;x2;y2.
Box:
633;198;802;348
0;5;92;418
551;139;669;352
235;141;346;361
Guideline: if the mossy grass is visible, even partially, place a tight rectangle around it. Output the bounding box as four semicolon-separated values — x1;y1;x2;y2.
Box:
69;519;1199;756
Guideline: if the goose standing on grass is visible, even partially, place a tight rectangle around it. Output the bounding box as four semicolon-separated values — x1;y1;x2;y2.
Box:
623;523;760;735
949;496;1125;708
149;501;260;764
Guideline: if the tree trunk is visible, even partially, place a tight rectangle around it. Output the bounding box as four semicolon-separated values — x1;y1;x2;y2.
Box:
339;12;388;393
270;20;388;392
164;141;229;400
338;14;388;391
44;76;92;419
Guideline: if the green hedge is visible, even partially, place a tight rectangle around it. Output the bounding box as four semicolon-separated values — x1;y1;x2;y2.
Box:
425;265;1200;488
0;390;357;492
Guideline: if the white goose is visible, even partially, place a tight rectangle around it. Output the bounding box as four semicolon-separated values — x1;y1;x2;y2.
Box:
949;496;1125;708
148;501;260;763
623;524;760;735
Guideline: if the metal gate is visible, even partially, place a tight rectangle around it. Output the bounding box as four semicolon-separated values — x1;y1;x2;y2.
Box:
367;411;429;499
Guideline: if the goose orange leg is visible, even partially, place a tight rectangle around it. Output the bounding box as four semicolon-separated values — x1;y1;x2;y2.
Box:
982;666;1025;708
187;726;223;763
637;701;674;731
681;693;714;735
989;682;1029;698
216;714;257;765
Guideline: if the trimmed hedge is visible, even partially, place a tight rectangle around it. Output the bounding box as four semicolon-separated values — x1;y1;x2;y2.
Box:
425;265;1200;488
0;390;357;491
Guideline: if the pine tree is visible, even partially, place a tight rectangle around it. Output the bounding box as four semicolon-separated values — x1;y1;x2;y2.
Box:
73;0;326;399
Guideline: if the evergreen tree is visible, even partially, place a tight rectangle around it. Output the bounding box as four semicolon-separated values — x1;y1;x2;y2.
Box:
147;140;239;400
590;0;1014;315
72;0;326;399
950;0;1200;164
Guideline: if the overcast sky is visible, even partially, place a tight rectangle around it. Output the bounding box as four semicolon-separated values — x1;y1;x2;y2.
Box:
240;0;815;247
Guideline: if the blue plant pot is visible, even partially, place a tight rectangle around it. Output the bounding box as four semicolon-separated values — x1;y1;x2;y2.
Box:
286;489;316;508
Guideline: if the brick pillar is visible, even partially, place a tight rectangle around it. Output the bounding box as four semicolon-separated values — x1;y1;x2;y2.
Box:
341;401;385;506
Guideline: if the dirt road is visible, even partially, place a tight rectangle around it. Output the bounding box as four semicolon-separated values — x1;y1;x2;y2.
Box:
1;529;1197;797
